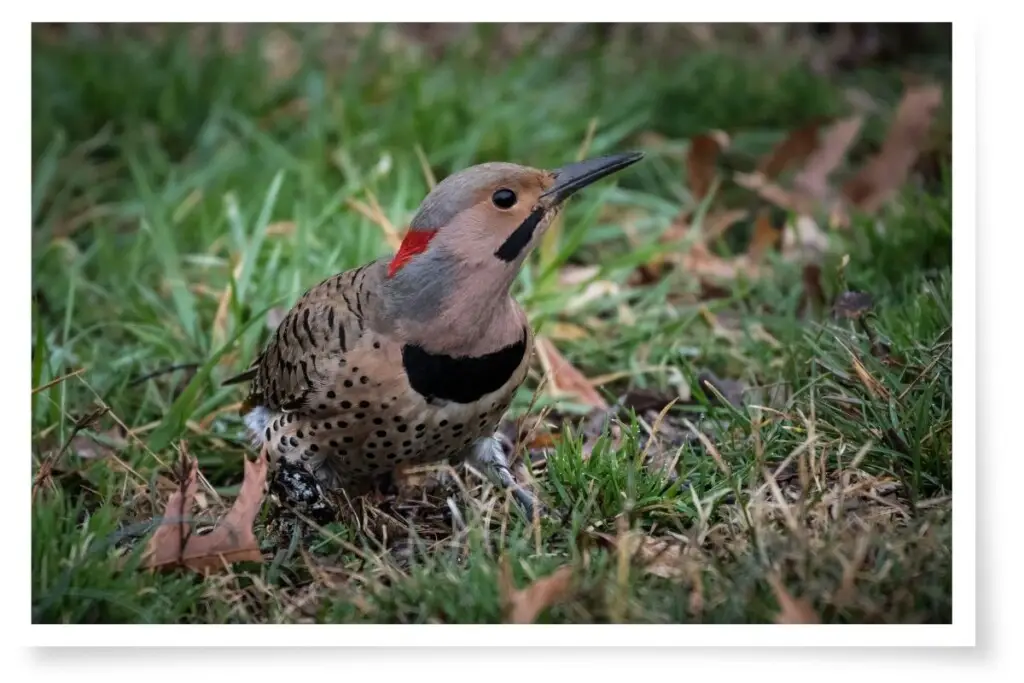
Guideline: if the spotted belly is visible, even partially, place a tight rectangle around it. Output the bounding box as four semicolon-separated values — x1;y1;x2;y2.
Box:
244;382;518;491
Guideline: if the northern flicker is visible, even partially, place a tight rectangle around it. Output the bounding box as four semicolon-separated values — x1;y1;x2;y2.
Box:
223;151;644;518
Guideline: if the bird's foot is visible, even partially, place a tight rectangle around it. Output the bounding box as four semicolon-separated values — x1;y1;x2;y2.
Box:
268;459;339;527
461;435;544;521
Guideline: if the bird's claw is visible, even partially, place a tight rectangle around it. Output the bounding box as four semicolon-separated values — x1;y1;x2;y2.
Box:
463;435;545;521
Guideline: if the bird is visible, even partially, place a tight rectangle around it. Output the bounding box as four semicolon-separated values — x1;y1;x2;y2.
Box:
223;151;644;519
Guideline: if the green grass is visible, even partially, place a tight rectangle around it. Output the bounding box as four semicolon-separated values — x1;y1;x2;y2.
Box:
31;23;953;624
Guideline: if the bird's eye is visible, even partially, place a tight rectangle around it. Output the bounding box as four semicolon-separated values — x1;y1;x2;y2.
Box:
491;188;518;210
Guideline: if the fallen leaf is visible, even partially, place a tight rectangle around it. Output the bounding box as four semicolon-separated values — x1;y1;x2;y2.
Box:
678;241;747;281
142;445;268;573
782;214;830;258
736;116;863;223
687;131;730;202
534;336;609;411
793;116;864;203
141;448;199;570
700;208;750;242
747;209;782;263
734;171;817;216
842;84;943;213
798;263;827;317
637;209;748;285
768;574;820;624
757;119;824;180
499;558;575;624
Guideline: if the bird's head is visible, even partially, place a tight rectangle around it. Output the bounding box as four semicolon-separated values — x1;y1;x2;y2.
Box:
386;151;644;279
382;151;643;351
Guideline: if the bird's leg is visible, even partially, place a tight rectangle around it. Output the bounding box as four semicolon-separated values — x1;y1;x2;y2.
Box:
459;435;542;520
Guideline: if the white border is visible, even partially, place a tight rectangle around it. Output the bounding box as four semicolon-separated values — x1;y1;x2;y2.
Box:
8;2;989;671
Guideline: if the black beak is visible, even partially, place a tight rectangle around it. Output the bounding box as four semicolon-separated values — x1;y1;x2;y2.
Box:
540;151;644;205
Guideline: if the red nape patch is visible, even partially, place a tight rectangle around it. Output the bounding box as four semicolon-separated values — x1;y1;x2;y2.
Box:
387;229;435;277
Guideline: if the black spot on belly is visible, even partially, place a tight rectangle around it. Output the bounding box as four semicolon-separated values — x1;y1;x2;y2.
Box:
402;330;527;404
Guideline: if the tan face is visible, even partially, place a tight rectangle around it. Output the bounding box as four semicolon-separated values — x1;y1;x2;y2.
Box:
393;153;643;278
434;167;561;266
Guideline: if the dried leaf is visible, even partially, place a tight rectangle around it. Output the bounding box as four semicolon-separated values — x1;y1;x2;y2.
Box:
141;451;199;570
747;210;782;263
737;116;864;221
734;171;817;215
687;131;730;202
758;120;824;179
782;215;830;258
768;574;820;624
534;336;609;411
142;447;268;573
842;84;943;213
793;116;864;203
798;263;827;317
678;242;745;281
499;558;574;624
701;208;750;242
